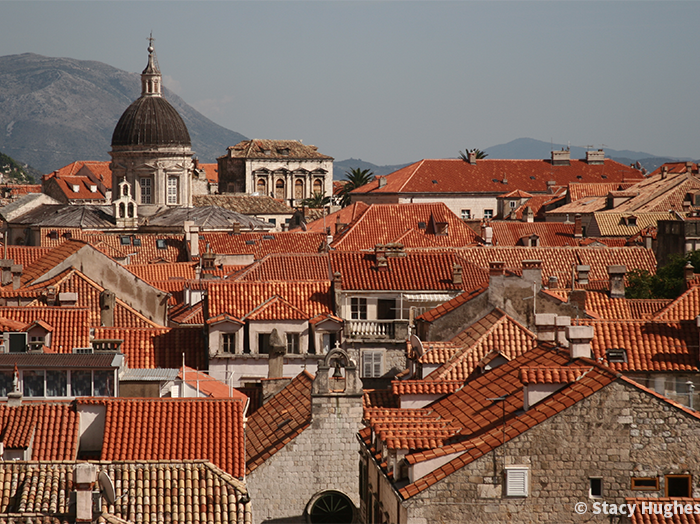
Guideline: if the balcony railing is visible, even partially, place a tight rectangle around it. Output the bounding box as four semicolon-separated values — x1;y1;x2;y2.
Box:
344;320;409;341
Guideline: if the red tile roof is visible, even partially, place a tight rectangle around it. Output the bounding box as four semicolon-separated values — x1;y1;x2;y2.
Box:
568;182;637;202
331;251;488;291
0;402;78;460
391;380;464;396
626;498;700;524
654;285;700;321
230;253;330;282
47;160;112;188
4;246;52;267
199;162;218;183
245;295;310;321
545;289;671;320
18;239;88;286
198;232;327;261
351;158;641;196
49;175;107;201
0;306;90;351
575;318;699;372
303;202;370;233
416;284;488;323
169;302;205;325
519;366;590;384
92;326;207;369
87;397;246;478
328;203;477;250
416;342;461;365
363;388;400;410
246;371;314;473
206;281;333;319
127;262;228;282
179;367;247;399
488;221;577;246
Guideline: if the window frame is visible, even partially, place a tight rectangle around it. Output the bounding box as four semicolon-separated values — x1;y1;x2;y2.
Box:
631;477;659;491
286;333;301;354
351;297;367;320
362;350;383;378
140;177;152;204
167;176;178;205
222;333;235;354
665;474;692;497
461;209;471;220
484;209;494;219
589;477;603;499
505;466;529;497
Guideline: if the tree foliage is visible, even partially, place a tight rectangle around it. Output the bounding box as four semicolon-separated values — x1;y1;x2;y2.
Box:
458;148;488;161
301;191;331;209
340;167;374;206
626;252;700;299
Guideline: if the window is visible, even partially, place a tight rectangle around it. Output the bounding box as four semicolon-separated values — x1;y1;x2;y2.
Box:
167;176;178;205
461;210;471;220
222;333;235;353
268;218;277;226
286;333;300;354
23;370;45;397
666;475;692;497
71;370;92;396
321;333;336;355
257;178;267;195
156;239;167;250
133;237;141;247
140;177;152;204
484;209;494;219
362;351;383;378
509;201;516;209
9;333;27;353
505;466;529;497
0;370;12;397
313;179;323;194
631;477;659;491
294;179;304;200
275;179;285;200
351;298;367;320
589;478;603;498
93;370;114;397
258;333;271;355
120;235;131;245
46;370;67;397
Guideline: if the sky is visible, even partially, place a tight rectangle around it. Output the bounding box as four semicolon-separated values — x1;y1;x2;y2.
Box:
1;1;698;166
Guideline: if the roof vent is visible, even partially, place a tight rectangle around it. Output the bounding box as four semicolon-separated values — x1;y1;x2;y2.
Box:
417;221;426;229
263;235;275;240
245;240;255;245
432;180;438;184
606;348;627;363
156;239;167;249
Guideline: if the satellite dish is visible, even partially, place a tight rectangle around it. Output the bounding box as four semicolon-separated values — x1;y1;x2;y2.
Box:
98;470;116;505
409;334;425;357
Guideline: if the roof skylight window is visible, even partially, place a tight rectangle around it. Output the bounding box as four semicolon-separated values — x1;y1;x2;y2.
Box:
120;236;130;246
156;239;167;249
606;348;627;363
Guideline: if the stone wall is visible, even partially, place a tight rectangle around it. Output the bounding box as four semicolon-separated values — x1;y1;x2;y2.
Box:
380;379;700;524
247;394;364;524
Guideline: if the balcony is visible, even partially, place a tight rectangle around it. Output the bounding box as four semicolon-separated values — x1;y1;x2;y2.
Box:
344;319;409;342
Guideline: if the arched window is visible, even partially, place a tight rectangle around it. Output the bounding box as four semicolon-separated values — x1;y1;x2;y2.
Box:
257;178;267;195
275;179;285;200
294;179;304;200
118;202;125;219
127;203;134;218
307;491;354;524
122;184;129;197
313;179;323;194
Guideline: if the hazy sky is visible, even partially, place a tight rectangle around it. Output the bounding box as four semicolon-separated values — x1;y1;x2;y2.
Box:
1;1;698;165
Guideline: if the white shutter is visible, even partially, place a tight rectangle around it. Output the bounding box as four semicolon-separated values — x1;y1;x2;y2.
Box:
506;467;529;497
372;353;382;377
363;353;373;377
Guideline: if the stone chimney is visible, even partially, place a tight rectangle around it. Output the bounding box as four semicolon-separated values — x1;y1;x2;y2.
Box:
556;315;571;347
100;290;116;327
335;216;348;235
566;325;595;359
467;150;477;165
534;313;557;343
232;222;241;235
585;150;605;165
576;265;590;286
11;265;22;290
483;225;493;246
685;262;695;282
378;176;387;188
46;285;57;306
661;166;668;179
0;260;12;286
267;329;286;379
551;149;571;166
375;244;389;272
58;292;78;307
574;214;583;238
74;463;96;522
452;263;463;285
548;275;559;289
333;271;342;289
608;265;626;299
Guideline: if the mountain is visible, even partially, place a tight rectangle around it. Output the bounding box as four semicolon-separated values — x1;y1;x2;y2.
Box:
0;151;38;184
333;158;414;180
0;53;247;174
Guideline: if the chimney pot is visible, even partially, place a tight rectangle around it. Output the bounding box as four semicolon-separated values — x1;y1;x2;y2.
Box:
566;325;595;359
452;263;463;285
574;214;583;238
534;313;557;342
607;265;626;299
488;260;505;277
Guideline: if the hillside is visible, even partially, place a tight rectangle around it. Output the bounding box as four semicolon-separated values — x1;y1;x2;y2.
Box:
0;53;247;174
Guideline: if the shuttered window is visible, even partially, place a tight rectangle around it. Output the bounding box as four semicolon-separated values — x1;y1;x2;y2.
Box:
362;351;383;378
505;467;529;497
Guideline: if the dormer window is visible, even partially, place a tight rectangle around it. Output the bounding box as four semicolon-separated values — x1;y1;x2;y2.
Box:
278;148;290;156
90;185;97;193
509;200;517;209
417;222;427;230
156;239;167;250
120;235;131;246
48;231;58;240
606;348;628;363
72;184;80;193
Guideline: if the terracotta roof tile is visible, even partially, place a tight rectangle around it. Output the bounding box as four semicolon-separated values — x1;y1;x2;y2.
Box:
363;389;399;410
391;380;464;396
194;194;294;214
488;221;577;247
223;139;332;160
416;284;488;322
198;231;327;260
0;403;77;460
0;306;90;351
626;498;700;524
417;342;461;365
352;158;640;196
230;253;330;281
519;366;590;384
179;367;247;399
244;295;309;320
328;203;477;250
246;371;314;473
568;182;637;202
84;397;246;478
655;285;700;321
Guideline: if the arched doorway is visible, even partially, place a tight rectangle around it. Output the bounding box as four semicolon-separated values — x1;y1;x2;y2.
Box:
306;491;355;524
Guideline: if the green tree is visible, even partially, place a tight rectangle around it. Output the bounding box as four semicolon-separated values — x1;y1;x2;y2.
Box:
458;148;488;161
301;191;330;209
625;252;700;299
340;167;374;206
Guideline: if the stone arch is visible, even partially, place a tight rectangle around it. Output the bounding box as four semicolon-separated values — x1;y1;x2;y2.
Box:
257;178;267;195
275;179;285;200
294;179;304;200
305;490;356;524
313;178;323;194
118;202;126;219
312;347;362;396
127;202;135;218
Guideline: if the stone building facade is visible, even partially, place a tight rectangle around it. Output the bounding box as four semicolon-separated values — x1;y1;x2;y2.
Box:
217;139;333;208
363;372;700;524
246;349;364;524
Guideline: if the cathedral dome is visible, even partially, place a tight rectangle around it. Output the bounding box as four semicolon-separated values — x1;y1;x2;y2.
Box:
111;96;191;148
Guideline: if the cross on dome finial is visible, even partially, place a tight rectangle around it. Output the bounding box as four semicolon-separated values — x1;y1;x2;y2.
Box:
147;32;155;53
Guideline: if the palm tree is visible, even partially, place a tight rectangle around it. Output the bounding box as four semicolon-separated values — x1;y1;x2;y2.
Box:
458;148;489;161
301;191;331;209
341;167;374;206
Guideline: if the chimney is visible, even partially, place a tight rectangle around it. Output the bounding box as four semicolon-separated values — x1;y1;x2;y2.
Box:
569;289;586;314
46;286;57;306
488;260;505;277
685;262;695;282
687;161;694;173
661;166;668;179
576;265;590;286
551;149;571;166
267;329;286;379
522;260;542;286
375;244;389;271
556;315;571;347
0;260;12;286
548;275;558;289
189;225;200;259
232;222;241;235
58;292;78;307
585;150;605;165
378;176;387;188
546;180;556;194
333;271;342;289
11;265;22;290
566;325;595;359
452;263;463;285
467;151;477;165
74;463;96;522
534;313;557;343
483;225;493;246
574;214;583;238
100;290;116;327
607;265;626;299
